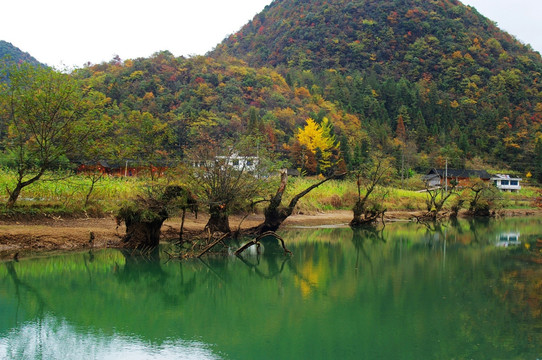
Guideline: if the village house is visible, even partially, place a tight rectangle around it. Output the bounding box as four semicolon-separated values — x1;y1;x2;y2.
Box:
490;174;522;192
422;168;491;188
217;153;259;172
192;153;260;172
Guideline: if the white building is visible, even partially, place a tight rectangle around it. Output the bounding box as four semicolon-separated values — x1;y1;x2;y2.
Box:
192;154;259;172
216;154;259;172
490;174;522;192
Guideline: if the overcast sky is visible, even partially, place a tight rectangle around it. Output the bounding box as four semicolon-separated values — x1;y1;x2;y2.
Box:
461;0;542;52
2;0;541;69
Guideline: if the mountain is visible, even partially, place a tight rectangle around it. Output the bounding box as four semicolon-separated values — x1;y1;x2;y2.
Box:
73;0;542;176
213;0;541;79
0;41;44;67
210;0;542;171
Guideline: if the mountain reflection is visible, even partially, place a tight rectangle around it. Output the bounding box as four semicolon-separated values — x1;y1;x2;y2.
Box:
0;316;220;360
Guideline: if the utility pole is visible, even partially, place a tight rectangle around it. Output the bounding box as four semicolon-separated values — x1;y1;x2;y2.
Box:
445;158;448;193
401;149;405;189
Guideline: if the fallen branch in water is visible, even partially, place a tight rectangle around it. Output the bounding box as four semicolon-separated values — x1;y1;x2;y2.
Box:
235;231;292;256
196;232;231;258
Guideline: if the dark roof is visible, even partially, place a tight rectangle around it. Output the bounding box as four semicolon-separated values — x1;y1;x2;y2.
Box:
427;168;491;179
286;168;300;176
421;173;440;181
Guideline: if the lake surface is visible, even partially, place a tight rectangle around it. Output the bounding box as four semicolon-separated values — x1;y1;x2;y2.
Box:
0;217;541;359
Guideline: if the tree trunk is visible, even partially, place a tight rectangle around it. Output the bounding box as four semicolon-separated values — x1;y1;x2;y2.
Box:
123;215;167;249
249;171;345;234
350;209;384;227
206;204;231;234
118;185;198;250
350;197;385;227
7;183;23;209
6;170;45;208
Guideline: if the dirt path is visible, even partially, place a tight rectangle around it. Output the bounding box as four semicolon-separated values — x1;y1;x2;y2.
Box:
1;209;540;260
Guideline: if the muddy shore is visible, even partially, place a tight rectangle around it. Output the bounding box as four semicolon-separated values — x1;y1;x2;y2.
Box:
1;209;541;260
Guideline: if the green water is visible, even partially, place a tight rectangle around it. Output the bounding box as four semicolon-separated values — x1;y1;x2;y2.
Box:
0;218;541;359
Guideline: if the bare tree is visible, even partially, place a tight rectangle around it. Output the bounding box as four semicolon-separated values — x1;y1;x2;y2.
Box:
415;181;457;222
248;170;346;234
350;155;392;227
83;169;104;208
186;137;271;235
466;178;500;217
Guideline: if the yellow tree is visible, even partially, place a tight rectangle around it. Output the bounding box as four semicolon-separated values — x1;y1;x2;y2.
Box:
296;118;339;174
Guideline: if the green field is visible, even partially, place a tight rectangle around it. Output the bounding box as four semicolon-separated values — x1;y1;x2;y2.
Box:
0;169;538;218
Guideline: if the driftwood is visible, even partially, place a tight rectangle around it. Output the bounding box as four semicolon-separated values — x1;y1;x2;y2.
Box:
235;231;292;256
196;232;231;258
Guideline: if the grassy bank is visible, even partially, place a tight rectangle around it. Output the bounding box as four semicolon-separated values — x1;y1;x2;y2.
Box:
284;177;540;214
0;170;145;217
0;169;539;218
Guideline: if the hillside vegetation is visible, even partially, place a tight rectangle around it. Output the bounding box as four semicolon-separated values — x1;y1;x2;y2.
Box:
212;0;542;173
2;0;542;214
0;40;44;67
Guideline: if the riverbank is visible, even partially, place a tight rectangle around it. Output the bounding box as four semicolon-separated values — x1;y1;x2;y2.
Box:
1;209;542;260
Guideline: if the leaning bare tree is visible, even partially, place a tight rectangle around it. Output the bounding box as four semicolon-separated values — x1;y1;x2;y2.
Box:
222;169;346;257
247;170;346;235
350;154;392;227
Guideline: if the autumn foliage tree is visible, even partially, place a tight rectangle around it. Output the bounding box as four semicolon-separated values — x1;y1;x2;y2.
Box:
291;117;340;175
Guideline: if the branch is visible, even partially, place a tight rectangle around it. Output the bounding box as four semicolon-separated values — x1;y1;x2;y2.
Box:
287;172;346;211
196;232;230;258
235;231;292;256
269;170;288;209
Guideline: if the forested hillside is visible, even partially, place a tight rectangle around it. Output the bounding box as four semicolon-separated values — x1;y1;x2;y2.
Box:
5;0;542;178
73;53;357;173
211;0;542;172
0;41;44;67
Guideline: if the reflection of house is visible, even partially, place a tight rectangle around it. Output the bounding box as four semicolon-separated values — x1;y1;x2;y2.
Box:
490;174;522;192
422;168;491;188
495;232;521;247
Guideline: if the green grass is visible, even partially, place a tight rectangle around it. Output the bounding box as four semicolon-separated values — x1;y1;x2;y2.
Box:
0;169;148;215
281;177;429;213
0;169;539;217
283;176;540;213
